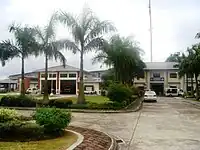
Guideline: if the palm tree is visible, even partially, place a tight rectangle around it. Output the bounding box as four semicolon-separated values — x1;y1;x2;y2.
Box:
0;24;38;96
0;43;16;67
34;15;67;101
56;8;116;104
93;35;145;85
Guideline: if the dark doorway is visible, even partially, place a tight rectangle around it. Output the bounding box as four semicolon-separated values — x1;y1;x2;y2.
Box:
60;80;76;94
150;83;164;95
41;80;56;94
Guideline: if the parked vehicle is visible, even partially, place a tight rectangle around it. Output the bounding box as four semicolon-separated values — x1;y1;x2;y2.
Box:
165;88;178;97
178;89;184;96
26;87;39;94
144;90;157;102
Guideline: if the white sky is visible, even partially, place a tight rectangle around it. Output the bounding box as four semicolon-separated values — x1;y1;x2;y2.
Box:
0;0;200;77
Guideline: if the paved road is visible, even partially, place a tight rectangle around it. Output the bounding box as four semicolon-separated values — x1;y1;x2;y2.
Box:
71;97;200;150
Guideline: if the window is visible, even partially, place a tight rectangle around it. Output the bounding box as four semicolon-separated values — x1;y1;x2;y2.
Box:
98;73;101;78
69;73;76;78
60;73;68;78
41;74;45;78
84;85;94;91
153;72;160;78
170;73;177;78
49;73;56;78
169;85;177;88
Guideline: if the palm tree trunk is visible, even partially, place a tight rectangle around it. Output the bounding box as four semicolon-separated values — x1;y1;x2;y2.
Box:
195;73;199;100
191;74;194;96
43;54;49;101
21;56;25;96
186;74;188;92
77;49;85;104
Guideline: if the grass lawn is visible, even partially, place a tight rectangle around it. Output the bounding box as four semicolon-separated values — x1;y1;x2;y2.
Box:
0;131;77;150
68;96;110;104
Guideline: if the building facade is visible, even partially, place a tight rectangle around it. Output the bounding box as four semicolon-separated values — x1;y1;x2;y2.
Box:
9;62;194;95
134;62;185;95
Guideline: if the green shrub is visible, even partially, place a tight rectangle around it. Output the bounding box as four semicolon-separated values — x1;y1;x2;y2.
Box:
47;98;73;108
0;95;36;107
131;86;140;95
17;123;44;139
17;95;36;107
101;90;106;96
35;107;71;133
107;83;133;103
0;108;18;122
69;104;89;109
87;102;123;110
0;121;44;140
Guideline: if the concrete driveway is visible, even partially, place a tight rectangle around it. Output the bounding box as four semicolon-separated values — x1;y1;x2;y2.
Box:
71;97;200;150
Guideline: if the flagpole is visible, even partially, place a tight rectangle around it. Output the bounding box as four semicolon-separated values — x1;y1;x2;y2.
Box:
149;0;153;62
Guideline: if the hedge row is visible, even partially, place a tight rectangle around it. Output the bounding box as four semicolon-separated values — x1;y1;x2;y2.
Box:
0;96;73;108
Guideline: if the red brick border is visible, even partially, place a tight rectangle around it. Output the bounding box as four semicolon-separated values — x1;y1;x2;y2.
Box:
67;126;112;150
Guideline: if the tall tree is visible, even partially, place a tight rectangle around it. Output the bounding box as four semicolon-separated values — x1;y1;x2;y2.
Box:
34;15;67;101
93;35;145;85
0;43;16;67
56;7;116;104
165;52;181;62
0;24;38;96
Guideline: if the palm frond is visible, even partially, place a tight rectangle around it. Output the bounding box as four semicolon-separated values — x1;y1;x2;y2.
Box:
195;32;200;39
62;39;80;53
84;37;104;52
54;50;66;68
0;40;20;66
92;52;108;64
45;14;57;42
34;26;46;44
57;11;78;29
84;20;116;44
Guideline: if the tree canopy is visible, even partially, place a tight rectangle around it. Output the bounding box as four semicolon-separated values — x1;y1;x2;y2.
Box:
93;35;145;85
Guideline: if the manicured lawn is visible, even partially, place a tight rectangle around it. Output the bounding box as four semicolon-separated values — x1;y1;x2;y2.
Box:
0;131;77;150
68;96;110;104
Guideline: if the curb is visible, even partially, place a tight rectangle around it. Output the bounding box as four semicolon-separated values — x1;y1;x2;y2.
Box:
66;129;84;150
183;100;200;108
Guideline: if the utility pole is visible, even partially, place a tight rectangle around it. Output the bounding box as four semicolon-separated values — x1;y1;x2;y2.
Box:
149;0;153;62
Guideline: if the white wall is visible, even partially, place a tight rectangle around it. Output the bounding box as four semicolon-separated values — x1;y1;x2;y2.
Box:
84;83;100;95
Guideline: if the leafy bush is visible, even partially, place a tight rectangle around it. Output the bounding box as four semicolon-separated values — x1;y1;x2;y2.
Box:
17;95;36;107
0;95;36;107
47;98;73;108
17;123;44;139
0;108;18;122
131;86;140;95
69;104;89;109
101;90;106;96
35;107;71;133
87;102;123;110
107;83;133;103
0;121;44;140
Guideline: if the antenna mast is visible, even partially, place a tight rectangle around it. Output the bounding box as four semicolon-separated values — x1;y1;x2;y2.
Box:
149;0;153;62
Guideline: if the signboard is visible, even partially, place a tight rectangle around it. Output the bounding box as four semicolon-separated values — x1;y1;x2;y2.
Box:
150;77;164;81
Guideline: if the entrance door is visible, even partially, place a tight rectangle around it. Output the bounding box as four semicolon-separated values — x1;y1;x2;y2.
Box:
60;80;76;94
150;83;164;95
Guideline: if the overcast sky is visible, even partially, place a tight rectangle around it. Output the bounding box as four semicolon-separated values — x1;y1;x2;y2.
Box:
0;0;200;78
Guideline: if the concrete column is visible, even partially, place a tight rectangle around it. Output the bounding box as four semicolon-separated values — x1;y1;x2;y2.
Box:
164;71;168;89
146;71;150;89
56;72;60;94
38;72;40;89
